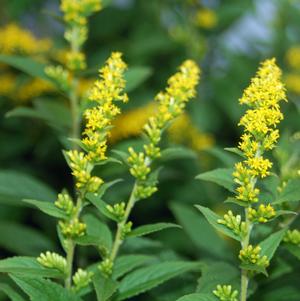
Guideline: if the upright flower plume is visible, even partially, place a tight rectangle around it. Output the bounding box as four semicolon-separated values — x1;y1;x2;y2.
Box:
67;52;128;192
233;58;287;205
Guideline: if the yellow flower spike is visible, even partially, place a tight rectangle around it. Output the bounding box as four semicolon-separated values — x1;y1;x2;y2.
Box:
82;52;128;162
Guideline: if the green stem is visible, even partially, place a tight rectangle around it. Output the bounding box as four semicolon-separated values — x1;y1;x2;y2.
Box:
110;183;137;262
65;239;75;289
240;210;252;301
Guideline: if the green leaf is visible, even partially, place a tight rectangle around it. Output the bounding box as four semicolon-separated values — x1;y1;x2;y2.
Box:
11;276;82;301
170;203;230;258
160;147;197;162
224;147;245;158
260;228;287;260
284;243;300;260
176;293;217;301
0;257;63;278
274;179;300;204
240;263;267;276
195;168;235;192
115;261;200;301
207;147;239;167
0;170;56;206
0;55;49;80
195;205;241;241
93;270;118;301
112;255;154;280
0;222;55;256
128;223;181;238
85;179;123;222
124;67;152;92
0;283;26;301
196;261;239;294
7;99;71;133
75;214;112;251
23;199;67;219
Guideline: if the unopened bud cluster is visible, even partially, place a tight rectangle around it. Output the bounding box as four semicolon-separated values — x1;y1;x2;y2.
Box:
283;229;300;246
37;251;67;274
72;268;93;291
217;210;248;238
247;204;275;223
239;245;269;269
213;285;238;301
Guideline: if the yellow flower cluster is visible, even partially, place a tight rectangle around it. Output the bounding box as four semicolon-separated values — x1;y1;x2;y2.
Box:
127;60;200;199
213;285;238;301
82;52;128;162
194;8;218;29
283;229;300;246
234;58;286;204
61;0;102;26
0;23;51;55
65;52;127;193
247;204;276;223
239;245;269;268
286;46;300;69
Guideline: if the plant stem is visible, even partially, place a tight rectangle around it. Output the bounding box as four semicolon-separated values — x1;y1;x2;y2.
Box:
110;183;137;262
65;239;75;289
240;209;252;301
69;26;81;145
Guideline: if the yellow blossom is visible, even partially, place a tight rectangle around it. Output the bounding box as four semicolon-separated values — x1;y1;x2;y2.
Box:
194;8;218;29
286;46;300;69
248;204;276;223
0;23;51;55
285;73;300;94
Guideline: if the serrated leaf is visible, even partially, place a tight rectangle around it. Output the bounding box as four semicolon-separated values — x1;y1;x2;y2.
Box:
0;283;26;301
0;55;49;80
115;261;201;301
195;205;241;241
160;147;197;162
23;199;67;219
0;170;56;206
260;228;287;260
196;261;239;294
124;66;152;92
0;222;55;256
0;257;63;278
112;255;154;280
273;179;300;204
128;223;181;238
11;276;82;301
176;293;217;301
93;270;118;301
195;168;235;192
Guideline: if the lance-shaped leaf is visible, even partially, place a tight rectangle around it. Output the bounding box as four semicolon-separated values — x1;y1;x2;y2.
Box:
93;270;118;301
115;261;201;301
195;205;241;241
10;276;82;301
128;223;181;238
0;257;63;278
176;293;217;301
273;179;300;204
195;168;235;192
0;283;26;301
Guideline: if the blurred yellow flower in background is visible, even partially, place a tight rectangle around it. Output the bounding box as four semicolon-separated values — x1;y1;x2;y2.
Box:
194;8;218;29
285;73;300;94
0;23;52;55
286;46;300;70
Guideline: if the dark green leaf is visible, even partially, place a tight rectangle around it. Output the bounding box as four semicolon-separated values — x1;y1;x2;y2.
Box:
274;179;300;204
284;243;300;260
93;270;118;301
124;67;152;92
128;223;181;238
0;283;26;301
195;168;235;192
0;222;55;256
160;147;197;162
0;170;56;205
112;255;154;280
11;276;82;301
0;55;48;80
195;205;241;241
176;293;217;301
0;257;63;278
115;261;201;301
23;199;67;219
